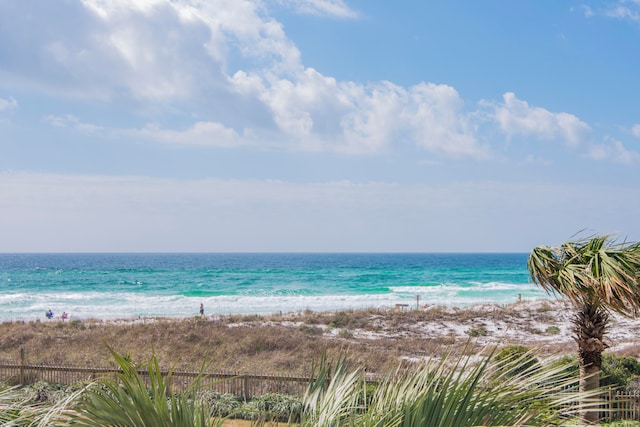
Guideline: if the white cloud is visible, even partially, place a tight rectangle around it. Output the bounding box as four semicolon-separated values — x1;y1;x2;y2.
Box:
44;114;103;132
0;1;489;158
492;92;592;147
274;0;359;18
489;92;640;164
0;96;17;111
605;1;640;22
130;121;242;147
340;81;485;157
632;124;640;138
43;114;244;148
579;1;640;23
580;5;595;17
0;0;301;102
232;69;486;156
4;1;621;163
587;137;640;165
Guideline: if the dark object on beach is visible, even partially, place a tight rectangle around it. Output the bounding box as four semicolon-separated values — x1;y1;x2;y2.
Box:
45;309;54;319
200;303;204;316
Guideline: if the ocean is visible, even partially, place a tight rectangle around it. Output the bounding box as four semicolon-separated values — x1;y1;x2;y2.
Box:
0;253;551;321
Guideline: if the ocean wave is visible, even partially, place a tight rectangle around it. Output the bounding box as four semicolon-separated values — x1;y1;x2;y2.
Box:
0;288;549;322
0;253;540;321
389;282;539;294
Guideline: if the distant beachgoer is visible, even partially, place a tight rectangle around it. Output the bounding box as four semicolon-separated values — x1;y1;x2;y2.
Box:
46;309;54;319
199;303;204;316
61;312;68;321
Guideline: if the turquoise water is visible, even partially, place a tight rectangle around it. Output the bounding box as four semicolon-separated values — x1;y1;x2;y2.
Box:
0;253;550;321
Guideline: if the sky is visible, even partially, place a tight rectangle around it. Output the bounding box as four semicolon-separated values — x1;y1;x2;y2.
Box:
0;0;639;253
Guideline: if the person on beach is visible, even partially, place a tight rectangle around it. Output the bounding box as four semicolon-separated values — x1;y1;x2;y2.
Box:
61;311;68;321
199;302;204;316
46;309;54;319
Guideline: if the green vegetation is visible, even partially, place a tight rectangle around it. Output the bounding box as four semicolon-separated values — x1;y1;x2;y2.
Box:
464;325;487;337
494;345;540;377
69;347;213;427
1;346;608;426
601;355;640;389
337;328;354;339
237;393;303;423
528;234;640;424
545;325;561;335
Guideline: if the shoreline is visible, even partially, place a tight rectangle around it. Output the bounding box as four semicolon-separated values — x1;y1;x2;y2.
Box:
4;294;551;324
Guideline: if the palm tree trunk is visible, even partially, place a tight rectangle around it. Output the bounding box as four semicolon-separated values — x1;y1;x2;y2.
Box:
573;303;609;425
580;362;601;425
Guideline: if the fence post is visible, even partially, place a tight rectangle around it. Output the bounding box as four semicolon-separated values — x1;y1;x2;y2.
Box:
243;375;250;401
19;348;25;385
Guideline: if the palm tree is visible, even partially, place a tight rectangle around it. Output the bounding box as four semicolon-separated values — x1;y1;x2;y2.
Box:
528;234;640;424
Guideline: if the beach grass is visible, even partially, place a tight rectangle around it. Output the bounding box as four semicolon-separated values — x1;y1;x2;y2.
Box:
1;299;639;376
0;304;592;375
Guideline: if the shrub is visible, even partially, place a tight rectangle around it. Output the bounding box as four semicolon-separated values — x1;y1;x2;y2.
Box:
338;329;354;339
22;381;68;404
548;355;639;390
602;354;640;388
327;310;369;329
197;391;242;417
69;319;85;330
494;345;540;377
548;355;579;376
328;311;351;328
465;326;487;337
545;325;561;335
298;324;323;336
237;393;302;422
357;381;378;407
536;302;554;313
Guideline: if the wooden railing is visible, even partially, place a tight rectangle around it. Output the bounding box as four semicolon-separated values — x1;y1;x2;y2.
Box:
2;353;640;422
0;350;310;399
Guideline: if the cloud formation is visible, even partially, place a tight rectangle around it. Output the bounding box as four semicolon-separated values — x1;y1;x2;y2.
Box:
274;0;359;18
491;92;592;147
605;0;640;22
130;121;242;147
45;114;103;133
0;96;17;111
0;1;636;164
588;137;640;165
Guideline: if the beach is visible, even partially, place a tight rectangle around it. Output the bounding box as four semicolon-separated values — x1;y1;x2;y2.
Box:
2;298;640;376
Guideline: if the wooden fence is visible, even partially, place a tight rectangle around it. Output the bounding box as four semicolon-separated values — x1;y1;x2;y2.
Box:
2;353;640;423
0;350;310;399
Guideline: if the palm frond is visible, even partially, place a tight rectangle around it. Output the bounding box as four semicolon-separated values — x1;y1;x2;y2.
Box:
303;353;363;425
68;346;215;427
300;346;600;427
528;235;640;314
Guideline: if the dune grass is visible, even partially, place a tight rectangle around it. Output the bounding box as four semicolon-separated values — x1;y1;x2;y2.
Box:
0;301;610;376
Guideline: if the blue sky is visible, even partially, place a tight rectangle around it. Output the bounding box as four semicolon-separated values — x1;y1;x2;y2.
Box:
1;0;639;252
